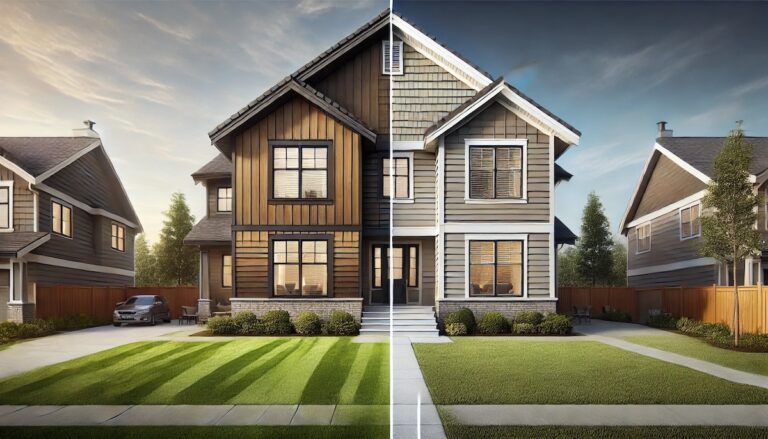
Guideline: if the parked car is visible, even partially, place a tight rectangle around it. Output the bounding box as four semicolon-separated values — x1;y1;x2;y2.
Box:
113;295;171;326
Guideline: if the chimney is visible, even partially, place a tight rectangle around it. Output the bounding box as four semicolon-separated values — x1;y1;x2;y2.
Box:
657;121;673;138
72;120;99;138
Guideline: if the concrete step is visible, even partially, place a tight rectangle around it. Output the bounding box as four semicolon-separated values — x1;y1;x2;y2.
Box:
362;319;437;325
362;313;436;320
360;328;440;337
364;306;435;314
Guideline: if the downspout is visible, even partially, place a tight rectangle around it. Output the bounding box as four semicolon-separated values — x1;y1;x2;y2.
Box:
28;182;40;232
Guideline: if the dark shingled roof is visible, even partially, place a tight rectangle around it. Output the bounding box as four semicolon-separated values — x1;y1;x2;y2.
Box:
192;153;231;181
0;137;98;177
184;215;232;245
555;217;577;245
555;164;573;182
657;136;768;177
0;232;49;257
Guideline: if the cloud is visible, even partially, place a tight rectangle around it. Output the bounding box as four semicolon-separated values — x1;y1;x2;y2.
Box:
136;12;194;41
562;141;650;180
729;76;768;99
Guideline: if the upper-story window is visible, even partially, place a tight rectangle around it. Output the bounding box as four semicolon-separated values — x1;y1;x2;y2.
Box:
217;187;232;212
52;200;72;238
271;143;329;200
466;140;526;201
636;222;651;254
680;204;701;240
382;40;403;75
383;156;411;199
0;182;12;230
111;223;125;252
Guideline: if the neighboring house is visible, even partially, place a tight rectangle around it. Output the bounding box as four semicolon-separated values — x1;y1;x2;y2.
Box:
620;121;768;288
187;10;580;324
0;121;141;322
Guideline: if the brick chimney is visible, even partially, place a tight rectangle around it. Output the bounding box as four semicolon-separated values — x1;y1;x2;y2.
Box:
72;120;99;138
657;121;673;138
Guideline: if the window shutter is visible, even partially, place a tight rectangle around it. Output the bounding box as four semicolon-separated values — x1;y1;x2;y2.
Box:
382;41;391;73
382;40;402;74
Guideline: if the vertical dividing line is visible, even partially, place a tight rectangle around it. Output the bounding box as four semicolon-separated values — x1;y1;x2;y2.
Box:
417;392;422;439
388;5;395;439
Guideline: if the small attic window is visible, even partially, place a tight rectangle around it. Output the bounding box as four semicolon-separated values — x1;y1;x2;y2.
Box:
382;40;403;75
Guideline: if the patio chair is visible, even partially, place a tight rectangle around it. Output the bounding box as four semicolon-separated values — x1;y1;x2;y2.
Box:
180;306;198;325
572;306;591;324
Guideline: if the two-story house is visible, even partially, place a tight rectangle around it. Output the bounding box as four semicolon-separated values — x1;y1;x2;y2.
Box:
621;122;768;287
0;121;141;322
187;10;580;327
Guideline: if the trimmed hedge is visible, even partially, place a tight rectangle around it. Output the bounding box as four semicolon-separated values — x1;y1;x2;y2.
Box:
445;322;468;336
477;312;509;335
599;309;632;323
445;308;476;334
512;322;537;335
647;314;678;329
324;311;360;336
539;313;573;335
444;311;573;337
0;320;57;344
207;310;359;336
513;311;543;326
294;311;322;336
207;316;239;335
673;316;768;352
262;310;292;335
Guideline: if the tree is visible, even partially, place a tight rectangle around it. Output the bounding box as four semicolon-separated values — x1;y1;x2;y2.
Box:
134;234;159;286
700;123;761;346
154;192;199;286
577;192;614;286
557;246;583;287
609;240;628;287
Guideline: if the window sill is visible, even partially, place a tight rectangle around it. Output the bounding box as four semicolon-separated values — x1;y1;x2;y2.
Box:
268;199;334;205
636;249;651;255
680;234;700;241
464;198;528;204
0;228;15;233
392;199;415;204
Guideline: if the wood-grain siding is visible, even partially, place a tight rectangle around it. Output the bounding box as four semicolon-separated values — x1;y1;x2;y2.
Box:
204;246;232;305
444;102;550;222
633;154;707;219
443;233;550;298
206;178;232;217
0;164;35;232
393;151;437;227
234;230;359;298
628;265;717;288
233;96;362;227
392;42;476;141
627;208;702;270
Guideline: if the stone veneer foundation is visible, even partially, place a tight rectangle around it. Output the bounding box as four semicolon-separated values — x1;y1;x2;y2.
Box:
435;299;556;324
7;303;36;323
230;298;364;322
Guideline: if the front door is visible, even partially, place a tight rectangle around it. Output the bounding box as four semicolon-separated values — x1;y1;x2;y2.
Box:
372;244;416;305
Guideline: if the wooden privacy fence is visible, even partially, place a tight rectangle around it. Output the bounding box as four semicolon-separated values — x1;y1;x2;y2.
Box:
35;285;198;320
558;286;768;334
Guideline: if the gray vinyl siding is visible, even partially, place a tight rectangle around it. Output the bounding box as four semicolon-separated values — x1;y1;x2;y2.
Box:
0;164;35;232
418;237;435;306
628;265;717;288
443;233;550;298
633;154;707;219
207;178;232;217
627;208;702;270
392;42;476;141
444;102;551;222
393;151;437;227
27;262;133;287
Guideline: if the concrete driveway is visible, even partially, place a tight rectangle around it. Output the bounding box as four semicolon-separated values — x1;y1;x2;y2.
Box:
574;319;671;337
0;322;199;379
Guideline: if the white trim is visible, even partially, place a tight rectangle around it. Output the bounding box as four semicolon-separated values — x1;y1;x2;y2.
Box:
392;141;423;151
392;227;437;237
425;82;506;144
389;151;414;202
464;138;528;203
381;40;403;75
35;140;101;183
627;257;716;277
23;254;135;277
464;233;528;299
30;183;39;232
16;234;50;257
548;133;556;298
36;183;140;230
619;149;658;233
438;297;559;302
437;138;445;225
626;190;707;229
654;143;712;184
678;201;702;241
635;222;652;255
0;156;35;183
8;261;13;304
499;88;580;146
0;180;14;232
443;222;551;234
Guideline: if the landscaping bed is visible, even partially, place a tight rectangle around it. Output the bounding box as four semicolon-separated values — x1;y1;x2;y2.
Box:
442;425;768;439
0;315;112;347
206;310;360;336
647;316;768;353
443;309;572;336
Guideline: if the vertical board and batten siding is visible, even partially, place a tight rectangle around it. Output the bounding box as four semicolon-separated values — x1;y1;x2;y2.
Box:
392;42;476;141
392;151;437;227
444;102;550;222
0;164;35;232
627;209;704;270
206;178;232;217
443;233;550;298
362;151;389;231
232;96;362;227
633;154;707;219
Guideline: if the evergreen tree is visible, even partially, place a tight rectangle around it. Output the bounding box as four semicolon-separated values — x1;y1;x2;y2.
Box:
134;234;158;286
609;240;628;287
700;123;761;346
557;246;583;287
577;192;614;286
154;192;198;286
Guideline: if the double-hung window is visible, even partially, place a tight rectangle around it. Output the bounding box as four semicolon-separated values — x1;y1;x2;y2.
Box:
468;240;523;297
383;156;411;199
273;239;328;296
467;141;525;200
52;200;72;237
217;187;232;212
636;223;651;253
0;182;11;230
680;204;701;240
272;143;329;200
111;223;125;252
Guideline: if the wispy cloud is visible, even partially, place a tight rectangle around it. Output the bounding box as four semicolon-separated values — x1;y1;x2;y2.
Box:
562;141;650;180
729;76;768;99
136;12;194;41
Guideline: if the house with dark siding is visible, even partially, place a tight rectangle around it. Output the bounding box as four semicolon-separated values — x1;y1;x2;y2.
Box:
0;121;141;322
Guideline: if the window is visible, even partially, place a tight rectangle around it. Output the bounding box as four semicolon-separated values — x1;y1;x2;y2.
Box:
382;40;403;75
52;201;72;237
383;157;410;199
468;145;524;199
680;204;701;240
272;144;329;200
273;239;328;296
371;244;418;289
222;255;232;287
217;187;232;212
637;223;651;253
468;240;523;297
0;183;11;230
409;246;418;287
111;223;125;252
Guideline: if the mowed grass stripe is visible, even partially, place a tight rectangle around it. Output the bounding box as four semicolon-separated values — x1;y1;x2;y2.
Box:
0;338;389;405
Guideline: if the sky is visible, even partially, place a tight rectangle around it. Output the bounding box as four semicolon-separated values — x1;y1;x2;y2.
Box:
1;0;767;243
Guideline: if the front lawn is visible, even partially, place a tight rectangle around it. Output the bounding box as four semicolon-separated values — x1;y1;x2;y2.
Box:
443;426;768;439
0;426;388;439
0;338;388;405
413;338;768;404
623;334;768;376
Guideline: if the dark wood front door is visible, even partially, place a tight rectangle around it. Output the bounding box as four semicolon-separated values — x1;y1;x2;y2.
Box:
371;244;414;304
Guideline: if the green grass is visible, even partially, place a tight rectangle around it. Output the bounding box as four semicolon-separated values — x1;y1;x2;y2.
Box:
0;426;388;439
0;338;389;405
623;334;768;376
413;338;768;404
443;426;768;439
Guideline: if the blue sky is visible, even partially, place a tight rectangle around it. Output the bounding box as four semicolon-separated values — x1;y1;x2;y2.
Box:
1;1;766;242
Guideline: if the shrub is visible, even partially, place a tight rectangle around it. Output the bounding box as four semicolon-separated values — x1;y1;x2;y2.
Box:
15;323;45;339
233;311;262;335
0;322;19;341
514;311;543;326
477;312;509;335
445;322;467;336
324;311;359;336
676;317;702;334
207;316;239;335
47;314;110;331
599;309;632;323
647;314;678;329
261;310;293;335
445;308;476;334
700;322;731;344
539;313;573;335
294;311;322;336
740;333;768;351
513;322;537;335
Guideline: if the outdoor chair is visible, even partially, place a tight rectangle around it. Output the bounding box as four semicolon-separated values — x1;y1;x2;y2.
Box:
572;306;591;324
180;306;198;325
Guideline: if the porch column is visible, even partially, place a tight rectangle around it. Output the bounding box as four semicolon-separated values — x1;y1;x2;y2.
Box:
745;257;754;286
7;261;34;323
198;251;211;319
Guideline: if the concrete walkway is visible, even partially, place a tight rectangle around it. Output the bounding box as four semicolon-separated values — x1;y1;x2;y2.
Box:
0;404;387;426
442;404;768;426
0;322;199;379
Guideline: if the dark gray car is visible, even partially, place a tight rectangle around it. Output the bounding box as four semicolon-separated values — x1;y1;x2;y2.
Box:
113;295;171;326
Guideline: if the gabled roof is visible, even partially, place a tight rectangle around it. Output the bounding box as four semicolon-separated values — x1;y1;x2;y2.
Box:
0;232;50;258
0;137;100;183
192;153;231;182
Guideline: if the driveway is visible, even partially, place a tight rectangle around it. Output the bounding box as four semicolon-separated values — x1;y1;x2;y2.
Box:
574;319;670;337
0;322;199;379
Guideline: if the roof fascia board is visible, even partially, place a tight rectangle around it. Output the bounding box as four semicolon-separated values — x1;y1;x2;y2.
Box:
17;234;51;258
500;88;580;145
291;84;377;142
34;139;101;183
654;142;712;184
36;183;141;230
619;149;659;233
0;156;35;183
625;189;707;230
90;144;143;232
210;82;291;144
424;82;506;145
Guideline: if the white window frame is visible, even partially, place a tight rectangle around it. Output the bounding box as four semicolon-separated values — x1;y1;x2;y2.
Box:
636;222;651;254
385;152;414;203
0;181;13;232
382;40;403;75
464;138;528;204
679;201;701;241
51;199;73;239
464;234;528;299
